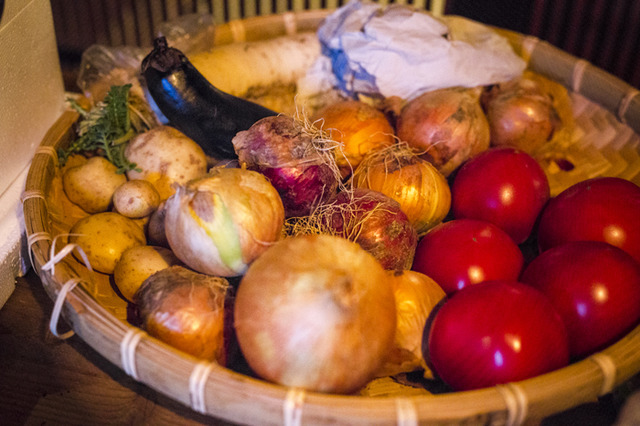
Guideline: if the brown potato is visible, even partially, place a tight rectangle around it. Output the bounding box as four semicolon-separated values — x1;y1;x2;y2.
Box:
113;179;161;218
69;212;146;274
113;245;182;302
125;126;208;200
62;156;127;213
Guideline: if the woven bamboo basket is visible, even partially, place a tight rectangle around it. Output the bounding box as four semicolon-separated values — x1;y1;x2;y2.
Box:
22;9;640;426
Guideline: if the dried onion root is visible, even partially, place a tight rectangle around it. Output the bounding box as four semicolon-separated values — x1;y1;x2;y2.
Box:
285;188;418;270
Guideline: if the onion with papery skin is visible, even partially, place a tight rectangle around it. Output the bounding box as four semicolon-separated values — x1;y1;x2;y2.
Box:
352;143;451;234
163;167;284;276
481;71;562;153
396;87;490;177
377;270;446;378
322;188;418;270
232;115;340;217
135;265;230;364
234;234;396;394
312;100;395;178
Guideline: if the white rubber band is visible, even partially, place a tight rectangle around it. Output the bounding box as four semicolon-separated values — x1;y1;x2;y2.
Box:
521;36;540;64
283;388;305;426
496;383;528;426
590;353;617;395
120;328;145;380
396;397;418;426
572;59;589;92
41;234;93;276
20;189;46;204
617;89;640;124
229;20;246;42
26;232;52;273
49;277;81;339
282;12;297;35
189;361;214;414
35;145;58;164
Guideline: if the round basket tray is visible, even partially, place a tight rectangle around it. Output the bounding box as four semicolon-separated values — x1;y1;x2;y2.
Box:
22;9;640;426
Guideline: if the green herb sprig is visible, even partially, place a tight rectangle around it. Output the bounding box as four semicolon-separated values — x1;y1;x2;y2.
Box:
60;84;148;173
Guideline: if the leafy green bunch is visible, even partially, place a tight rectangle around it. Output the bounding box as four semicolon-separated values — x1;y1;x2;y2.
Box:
60;84;151;173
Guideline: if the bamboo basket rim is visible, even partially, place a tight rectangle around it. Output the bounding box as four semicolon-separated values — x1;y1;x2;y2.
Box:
22;8;640;426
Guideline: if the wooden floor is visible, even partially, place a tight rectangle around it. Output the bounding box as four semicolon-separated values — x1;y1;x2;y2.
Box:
0;270;636;425
0;271;232;425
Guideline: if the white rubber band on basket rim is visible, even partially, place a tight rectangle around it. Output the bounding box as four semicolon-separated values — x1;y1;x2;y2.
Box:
35;145;58;164
282;12;297;36
520;36;540;64
496;382;528;426
21;189;46;204
617;89;640;124
229;20;246;42
283;387;305;426
120;328;145;380
49;277;81;339
41;235;93;276
395;397;418;426
26;231;52;273
590;353;617;396
189;361;214;414
571;59;589;93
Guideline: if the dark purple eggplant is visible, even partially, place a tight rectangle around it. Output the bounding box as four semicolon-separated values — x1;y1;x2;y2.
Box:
141;37;276;159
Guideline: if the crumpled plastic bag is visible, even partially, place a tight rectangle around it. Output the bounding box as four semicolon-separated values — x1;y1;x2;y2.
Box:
299;0;527;101
76;13;215;111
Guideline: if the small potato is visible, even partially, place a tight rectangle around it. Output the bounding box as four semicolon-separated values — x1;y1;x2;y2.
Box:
63;156;127;213
125;126;208;200
69;212;147;274
114;245;182;302
113;180;161;218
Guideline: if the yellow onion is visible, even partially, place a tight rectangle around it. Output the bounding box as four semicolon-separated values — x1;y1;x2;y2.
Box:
313;100;395;178
396;87;490;177
135;266;230;364
377;270;446;378
234;234;396;394
481;70;573;155
163;167;284;276
352;143;451;234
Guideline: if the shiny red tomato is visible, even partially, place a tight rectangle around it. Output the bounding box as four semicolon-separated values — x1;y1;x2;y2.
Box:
537;177;640;263
412;219;524;295
521;241;640;358
425;280;569;391
451;147;550;244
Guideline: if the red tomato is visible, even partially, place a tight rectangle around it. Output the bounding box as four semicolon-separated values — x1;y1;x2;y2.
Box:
537;177;640;263
425;280;569;391
521;241;640;358
412;219;524;295
451;147;550;244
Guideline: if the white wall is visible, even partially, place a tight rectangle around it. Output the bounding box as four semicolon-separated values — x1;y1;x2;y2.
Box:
0;0;66;307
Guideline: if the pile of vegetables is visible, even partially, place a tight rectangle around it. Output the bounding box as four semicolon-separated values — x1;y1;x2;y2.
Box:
57;30;640;399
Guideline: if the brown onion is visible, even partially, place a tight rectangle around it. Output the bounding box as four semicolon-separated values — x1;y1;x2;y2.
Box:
232;115;340;217
234;234;396;394
481;71;562;153
134;266;230;364
396;87;490;176
312;100;395;178
352;143;451;234
377;270;446;378
163;167;284;276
